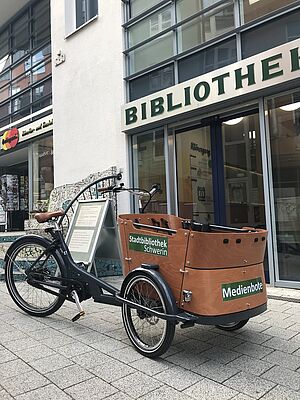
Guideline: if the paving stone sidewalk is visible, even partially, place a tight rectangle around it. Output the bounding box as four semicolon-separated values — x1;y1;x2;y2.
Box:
0;277;299;400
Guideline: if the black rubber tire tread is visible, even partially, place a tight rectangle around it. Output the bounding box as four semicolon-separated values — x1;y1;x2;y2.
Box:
216;319;249;331
5;235;66;317
122;271;175;358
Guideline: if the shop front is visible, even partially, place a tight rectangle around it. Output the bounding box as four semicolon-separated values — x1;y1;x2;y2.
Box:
123;39;300;289
0;114;54;231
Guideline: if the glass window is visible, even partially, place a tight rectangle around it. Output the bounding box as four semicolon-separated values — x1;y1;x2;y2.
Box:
0;85;10;103
178;38;236;83
12;91;30;113
129;32;173;74
0;102;10;119
176;126;214;223
267;91;300;282
12;13;30;63
12;58;31;80
242;9;300;58
0;29;10;71
128;6;172;47
76;0;98;29
177;2;235;53
129;0;162;18
32;136;54;211
0;71;10;89
11;73;31;95
132;130;167;213
241;0;298;24
176;0;223;21
129;64;174;101
32;45;51;67
32;60;52;83
32;0;51;48
32;79;52;102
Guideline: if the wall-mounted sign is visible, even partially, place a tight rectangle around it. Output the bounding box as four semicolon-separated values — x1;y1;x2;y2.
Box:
122;38;300;131
19;115;53;142
0;115;53;153
1;128;19;151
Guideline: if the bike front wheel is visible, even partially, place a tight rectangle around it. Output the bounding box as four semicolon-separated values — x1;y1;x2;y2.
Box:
122;272;175;358
5;235;66;317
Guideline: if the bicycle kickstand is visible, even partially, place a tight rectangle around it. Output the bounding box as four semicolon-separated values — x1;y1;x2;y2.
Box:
71;290;85;322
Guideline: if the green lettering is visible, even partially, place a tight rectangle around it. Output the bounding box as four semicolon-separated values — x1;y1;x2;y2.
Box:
167;93;182;112
290;47;300;72
212;72;230;95
261;54;283;81
235;64;256;89
125;106;138;125
141;102;147;120
184;86;191;106
151;97;164;117
194;81;210;102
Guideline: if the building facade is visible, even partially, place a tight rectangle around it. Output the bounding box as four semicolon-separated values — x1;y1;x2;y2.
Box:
0;0;53;231
0;0;300;289
122;0;300;290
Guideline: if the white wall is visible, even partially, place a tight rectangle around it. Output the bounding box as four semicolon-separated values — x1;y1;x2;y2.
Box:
50;0;128;203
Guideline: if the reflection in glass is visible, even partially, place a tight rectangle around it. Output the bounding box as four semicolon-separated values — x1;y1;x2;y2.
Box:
132;130;167;213
242;9;300;58
128;7;172;47
222;113;265;227
12;91;30;113
130;0;161;18
177;3;235;52
33;0;51;47
178;37;236;82
176;0;221;21
32;136;54;211
129;64;174;101
12;13;30;63
176;127;214;223
268;91;300;281
241;0;298;24
129;32;173;74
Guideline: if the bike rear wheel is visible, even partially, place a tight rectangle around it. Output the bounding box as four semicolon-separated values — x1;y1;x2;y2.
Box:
5;236;66;317
216;319;249;331
122;272;175;358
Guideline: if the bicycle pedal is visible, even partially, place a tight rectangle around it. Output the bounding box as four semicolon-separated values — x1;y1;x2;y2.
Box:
72;310;85;322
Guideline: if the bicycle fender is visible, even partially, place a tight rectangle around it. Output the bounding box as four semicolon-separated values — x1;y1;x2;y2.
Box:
120;266;178;317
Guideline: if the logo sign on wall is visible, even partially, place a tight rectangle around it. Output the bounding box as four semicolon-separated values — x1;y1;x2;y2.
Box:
1;128;19;151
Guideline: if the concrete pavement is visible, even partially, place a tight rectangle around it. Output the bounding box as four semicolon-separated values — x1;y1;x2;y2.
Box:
0;277;299;400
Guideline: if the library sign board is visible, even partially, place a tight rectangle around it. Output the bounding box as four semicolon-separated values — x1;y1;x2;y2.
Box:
122;39;300;131
66;199;113;265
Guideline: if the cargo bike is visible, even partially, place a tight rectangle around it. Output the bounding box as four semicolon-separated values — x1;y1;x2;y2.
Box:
4;173;268;358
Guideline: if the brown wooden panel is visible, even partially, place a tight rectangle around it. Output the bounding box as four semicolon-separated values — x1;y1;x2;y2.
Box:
186;229;267;269
118;217;189;304
180;263;267;316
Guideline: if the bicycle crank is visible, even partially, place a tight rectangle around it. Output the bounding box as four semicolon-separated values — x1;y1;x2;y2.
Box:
71;290;86;322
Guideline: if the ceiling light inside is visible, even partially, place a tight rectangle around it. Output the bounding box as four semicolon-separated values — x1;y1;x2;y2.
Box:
223;117;244;126
279;102;300;112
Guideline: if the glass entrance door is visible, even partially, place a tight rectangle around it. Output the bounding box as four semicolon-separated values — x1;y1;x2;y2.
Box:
221;113;265;228
175;110;265;228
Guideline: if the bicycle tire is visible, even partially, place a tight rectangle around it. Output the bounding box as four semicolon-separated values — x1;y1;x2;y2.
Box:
122;271;175;358
5;235;66;317
216;319;249;331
